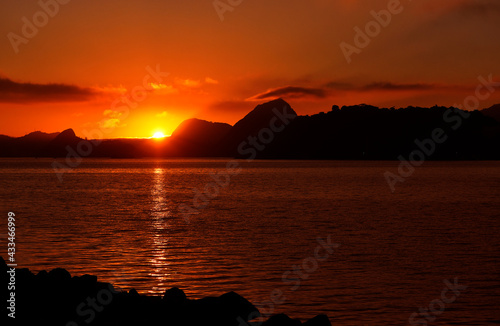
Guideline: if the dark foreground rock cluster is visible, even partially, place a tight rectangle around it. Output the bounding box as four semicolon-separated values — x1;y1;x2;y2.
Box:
1;257;331;326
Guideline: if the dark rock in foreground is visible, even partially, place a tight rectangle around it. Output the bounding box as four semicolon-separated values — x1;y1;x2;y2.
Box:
1;257;331;326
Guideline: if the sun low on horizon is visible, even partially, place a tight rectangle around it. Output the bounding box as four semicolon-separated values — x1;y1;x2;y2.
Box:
0;0;499;138
101;112;186;140
152;131;168;139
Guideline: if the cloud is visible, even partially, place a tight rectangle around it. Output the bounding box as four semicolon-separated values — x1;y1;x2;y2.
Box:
156;111;168;118
247;81;472;104
176;78;200;87
361;82;436;91
325;81;438;92
0;77;97;103
205;77;219;84
247;82;440;102
248;86;328;101
95;85;127;94
98;109;127;129
175;77;220;87
323;81;355;90
99;119;120;129
99;119;123;129
103;109;123;119
149;83;178;94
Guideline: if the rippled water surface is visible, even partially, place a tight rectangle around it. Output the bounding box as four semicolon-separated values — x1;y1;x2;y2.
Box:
1;159;499;325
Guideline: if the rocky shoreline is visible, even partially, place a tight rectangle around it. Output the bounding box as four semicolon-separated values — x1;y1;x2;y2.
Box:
2;257;331;326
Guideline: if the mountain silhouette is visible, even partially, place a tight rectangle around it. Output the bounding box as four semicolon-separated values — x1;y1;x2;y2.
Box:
169;119;232;156
21;130;60;142
216;98;297;156
1;100;499;160
0;130;59;157
482;104;500;123
42;128;83;157
257;103;500;160
171;119;232;144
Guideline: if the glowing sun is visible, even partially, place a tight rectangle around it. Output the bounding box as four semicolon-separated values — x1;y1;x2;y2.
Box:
152;131;167;139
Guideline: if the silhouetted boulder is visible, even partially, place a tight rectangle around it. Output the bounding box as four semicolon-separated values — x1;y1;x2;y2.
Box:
48;267;72;282
183;292;257;326
163;287;187;305
0;256;6;270
17;268;35;281
303;314;332;326
35;269;49;281
72;274;98;293
263;313;302;326
77;273;98;284
218;291;261;322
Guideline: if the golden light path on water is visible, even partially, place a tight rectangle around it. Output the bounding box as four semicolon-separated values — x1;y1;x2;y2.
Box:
3;159;499;325
148;167;172;294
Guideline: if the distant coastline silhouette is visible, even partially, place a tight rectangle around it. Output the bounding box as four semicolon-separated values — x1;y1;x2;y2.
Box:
1;99;499;160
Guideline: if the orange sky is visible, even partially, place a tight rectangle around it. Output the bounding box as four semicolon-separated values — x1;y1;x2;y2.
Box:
1;0;499;138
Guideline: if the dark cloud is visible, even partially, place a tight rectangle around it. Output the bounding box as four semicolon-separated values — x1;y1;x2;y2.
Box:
0;77;97;103
248;82;440;102
323;82;354;90
325;81;437;92
361;82;435;91
248;86;328;101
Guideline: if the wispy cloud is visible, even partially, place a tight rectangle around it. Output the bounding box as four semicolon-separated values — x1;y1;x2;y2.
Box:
323;82;355;90
99;118;124;129
325;81;443;92
248;82;442;102
361;82;436;91
99;109;126;129
0;77;98;103
175;77;220;87
205;77;219;84
149;82;178;94
103;109;123;119
176;78;200;87
248;86;328;101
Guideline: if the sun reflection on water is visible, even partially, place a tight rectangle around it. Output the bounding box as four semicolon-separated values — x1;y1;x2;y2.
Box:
148;167;172;294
